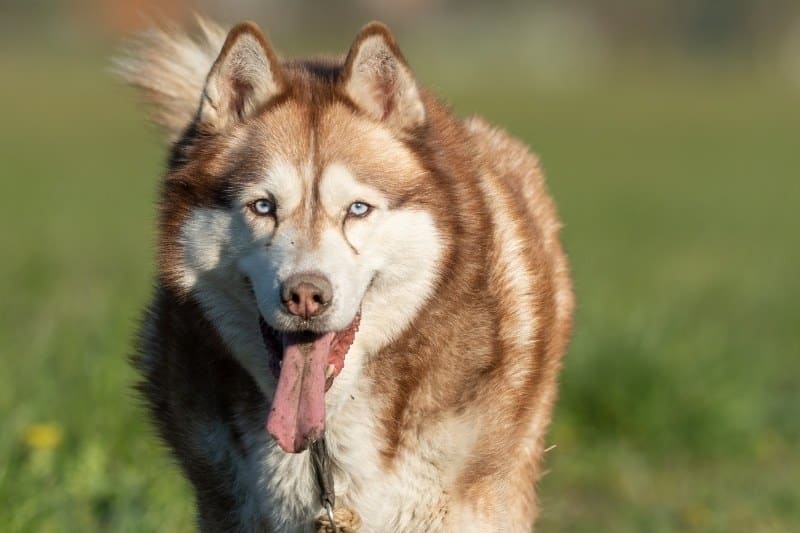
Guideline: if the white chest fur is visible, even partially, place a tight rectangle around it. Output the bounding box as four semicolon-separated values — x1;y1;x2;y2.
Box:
249;374;486;532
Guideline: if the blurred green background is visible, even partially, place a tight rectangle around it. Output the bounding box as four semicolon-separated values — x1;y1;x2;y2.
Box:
1;1;798;531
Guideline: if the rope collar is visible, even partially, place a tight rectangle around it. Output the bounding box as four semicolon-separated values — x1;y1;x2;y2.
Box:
310;438;362;532
310;438;338;532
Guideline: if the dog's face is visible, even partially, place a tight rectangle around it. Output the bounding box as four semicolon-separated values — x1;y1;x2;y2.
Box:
159;23;446;452
234;103;431;337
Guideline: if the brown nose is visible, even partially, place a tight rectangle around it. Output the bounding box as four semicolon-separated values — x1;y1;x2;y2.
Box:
280;273;333;319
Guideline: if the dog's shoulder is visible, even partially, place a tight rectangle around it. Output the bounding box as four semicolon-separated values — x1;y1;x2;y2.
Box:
135;285;274;530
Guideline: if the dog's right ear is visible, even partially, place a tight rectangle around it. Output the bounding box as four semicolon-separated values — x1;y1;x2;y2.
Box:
199;22;285;130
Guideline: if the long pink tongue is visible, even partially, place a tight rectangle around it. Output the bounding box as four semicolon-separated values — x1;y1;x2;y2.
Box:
266;332;335;453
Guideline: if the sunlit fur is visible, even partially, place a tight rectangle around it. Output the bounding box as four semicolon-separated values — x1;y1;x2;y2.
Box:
121;17;574;532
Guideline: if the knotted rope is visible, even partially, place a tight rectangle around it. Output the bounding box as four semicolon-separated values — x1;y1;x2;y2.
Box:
310;438;361;532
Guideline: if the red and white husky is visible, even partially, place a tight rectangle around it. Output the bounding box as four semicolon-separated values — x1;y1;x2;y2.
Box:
118;17;573;532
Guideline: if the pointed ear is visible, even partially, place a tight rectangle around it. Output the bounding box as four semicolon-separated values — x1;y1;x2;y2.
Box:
200;21;285;130
342;22;425;131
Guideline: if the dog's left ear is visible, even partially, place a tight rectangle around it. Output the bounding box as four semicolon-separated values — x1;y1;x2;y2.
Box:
200;21;285;130
342;22;425;131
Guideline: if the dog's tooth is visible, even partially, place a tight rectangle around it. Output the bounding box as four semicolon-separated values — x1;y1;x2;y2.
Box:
325;364;335;379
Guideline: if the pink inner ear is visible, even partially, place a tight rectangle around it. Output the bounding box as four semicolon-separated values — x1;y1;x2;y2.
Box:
230;78;254;119
200;23;286;130
343;28;425;129
351;47;403;121
373;74;397;119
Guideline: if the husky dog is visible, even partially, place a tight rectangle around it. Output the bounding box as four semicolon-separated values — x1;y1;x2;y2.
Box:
117;17;573;532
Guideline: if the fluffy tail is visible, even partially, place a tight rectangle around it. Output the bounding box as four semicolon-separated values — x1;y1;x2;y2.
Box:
113;16;227;142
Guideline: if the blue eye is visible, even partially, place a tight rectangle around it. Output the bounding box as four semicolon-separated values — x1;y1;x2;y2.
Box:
251;198;275;216
348;202;371;217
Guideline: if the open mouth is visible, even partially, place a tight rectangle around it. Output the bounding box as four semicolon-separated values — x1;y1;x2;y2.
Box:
259;313;360;454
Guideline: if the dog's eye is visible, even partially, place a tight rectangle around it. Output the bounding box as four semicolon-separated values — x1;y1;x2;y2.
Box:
348;202;371;217
250;198;275;216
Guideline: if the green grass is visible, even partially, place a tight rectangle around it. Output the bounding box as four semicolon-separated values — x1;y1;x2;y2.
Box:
1;41;798;532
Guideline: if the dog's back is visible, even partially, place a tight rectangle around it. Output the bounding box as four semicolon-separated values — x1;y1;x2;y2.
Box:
121;18;573;531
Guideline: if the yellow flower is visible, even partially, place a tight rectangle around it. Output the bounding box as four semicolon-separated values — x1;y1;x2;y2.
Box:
23;423;64;450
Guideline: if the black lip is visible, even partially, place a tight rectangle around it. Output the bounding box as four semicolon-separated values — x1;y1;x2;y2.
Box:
259;316;336;382
258;316;327;348
258;315;328;368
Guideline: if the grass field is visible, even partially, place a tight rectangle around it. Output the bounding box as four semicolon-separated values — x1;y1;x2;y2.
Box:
1;38;798;532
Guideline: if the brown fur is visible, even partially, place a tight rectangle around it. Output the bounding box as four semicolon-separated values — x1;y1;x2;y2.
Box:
123;18;573;531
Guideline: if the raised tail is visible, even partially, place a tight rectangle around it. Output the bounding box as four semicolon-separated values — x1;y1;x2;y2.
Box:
112;16;226;142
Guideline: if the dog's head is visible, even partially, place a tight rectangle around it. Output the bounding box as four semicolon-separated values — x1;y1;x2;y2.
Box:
152;22;446;452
